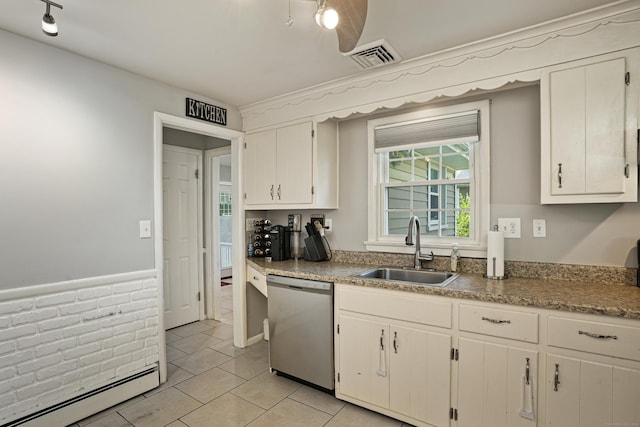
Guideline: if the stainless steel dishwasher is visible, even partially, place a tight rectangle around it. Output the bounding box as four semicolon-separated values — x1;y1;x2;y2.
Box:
267;275;334;391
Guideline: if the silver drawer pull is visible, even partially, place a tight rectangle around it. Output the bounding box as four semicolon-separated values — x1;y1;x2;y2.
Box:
558;163;563;188
554;363;560;391
481;316;511;324
253;276;259;281
578;330;617;340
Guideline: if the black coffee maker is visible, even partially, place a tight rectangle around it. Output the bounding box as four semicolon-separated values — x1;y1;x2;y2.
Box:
270;225;292;261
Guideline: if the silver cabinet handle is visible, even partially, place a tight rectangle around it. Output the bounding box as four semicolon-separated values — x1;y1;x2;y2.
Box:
277;184;281;200
578;330;618;340
253;276;259;281
393;331;398;354
525;357;530;385
558;163;563;188
553;363;560;391
379;329;384;350
270;184;274;200
481;316;511;324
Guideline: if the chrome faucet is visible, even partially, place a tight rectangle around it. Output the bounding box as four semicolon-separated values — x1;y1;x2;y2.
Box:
405;216;434;269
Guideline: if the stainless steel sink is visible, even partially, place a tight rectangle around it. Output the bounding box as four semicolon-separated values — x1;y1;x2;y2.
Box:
354;267;459;287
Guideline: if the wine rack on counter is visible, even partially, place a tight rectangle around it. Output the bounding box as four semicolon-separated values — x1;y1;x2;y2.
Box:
248;219;272;259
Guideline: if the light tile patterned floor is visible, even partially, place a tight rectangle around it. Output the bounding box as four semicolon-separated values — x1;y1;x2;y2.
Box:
73;311;412;426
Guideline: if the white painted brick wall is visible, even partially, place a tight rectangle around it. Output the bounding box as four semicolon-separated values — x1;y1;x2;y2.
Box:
0;275;160;425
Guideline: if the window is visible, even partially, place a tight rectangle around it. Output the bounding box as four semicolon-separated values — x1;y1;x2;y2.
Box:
219;192;232;216
365;100;490;256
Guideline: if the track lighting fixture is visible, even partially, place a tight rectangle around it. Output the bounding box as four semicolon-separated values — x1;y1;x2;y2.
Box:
314;0;338;30
41;0;63;37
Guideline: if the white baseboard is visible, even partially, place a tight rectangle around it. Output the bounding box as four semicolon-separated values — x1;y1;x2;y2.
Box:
13;367;159;427
247;332;265;347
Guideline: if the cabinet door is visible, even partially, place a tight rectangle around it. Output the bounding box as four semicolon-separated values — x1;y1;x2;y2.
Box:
541;53;637;203
389;325;451;427
337;314;389;409
276;122;313;204
546;354;640;427
547;57;627;198
244;129;277;205
458;338;537;427
549;66;586;195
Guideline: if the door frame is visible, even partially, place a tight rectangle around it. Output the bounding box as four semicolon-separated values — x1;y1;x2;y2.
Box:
162;144;205;328
154;112;245;384
204;147;232;323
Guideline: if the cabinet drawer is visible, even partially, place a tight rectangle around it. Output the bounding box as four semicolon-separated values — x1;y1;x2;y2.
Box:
338;286;452;329
547;316;640;361
247;265;267;297
459;304;539;343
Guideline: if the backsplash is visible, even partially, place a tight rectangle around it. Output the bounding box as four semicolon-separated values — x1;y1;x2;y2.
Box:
330;250;637;286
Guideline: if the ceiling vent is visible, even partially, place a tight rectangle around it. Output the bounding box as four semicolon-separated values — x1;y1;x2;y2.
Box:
344;39;401;70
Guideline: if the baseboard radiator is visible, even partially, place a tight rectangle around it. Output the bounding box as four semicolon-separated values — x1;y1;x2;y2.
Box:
1;365;159;427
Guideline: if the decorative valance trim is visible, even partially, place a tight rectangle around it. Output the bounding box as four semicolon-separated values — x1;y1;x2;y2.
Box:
240;1;640;131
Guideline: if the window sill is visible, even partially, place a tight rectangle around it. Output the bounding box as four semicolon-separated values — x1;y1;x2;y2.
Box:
364;240;487;258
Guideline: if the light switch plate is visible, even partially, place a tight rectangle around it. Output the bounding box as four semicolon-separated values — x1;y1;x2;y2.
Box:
139;220;152;239
498;218;521;238
533;219;546;238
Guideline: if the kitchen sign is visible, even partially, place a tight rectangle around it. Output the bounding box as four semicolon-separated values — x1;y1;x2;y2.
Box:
185;98;227;126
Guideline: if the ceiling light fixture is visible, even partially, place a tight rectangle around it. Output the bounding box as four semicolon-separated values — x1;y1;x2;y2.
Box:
314;0;338;30
41;0;63;37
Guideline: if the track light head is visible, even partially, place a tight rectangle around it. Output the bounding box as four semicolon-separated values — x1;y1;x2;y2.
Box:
40;0;63;37
315;0;338;30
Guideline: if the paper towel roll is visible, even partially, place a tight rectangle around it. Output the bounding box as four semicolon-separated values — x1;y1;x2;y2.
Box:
487;230;505;278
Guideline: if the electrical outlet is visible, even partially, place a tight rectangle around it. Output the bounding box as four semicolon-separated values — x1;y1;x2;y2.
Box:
246;218;259;232
533;219;546;237
324;219;333;232
310;214;325;228
498;218;521;238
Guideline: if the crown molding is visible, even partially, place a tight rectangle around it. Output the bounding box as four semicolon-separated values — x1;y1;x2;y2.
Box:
240;0;640;130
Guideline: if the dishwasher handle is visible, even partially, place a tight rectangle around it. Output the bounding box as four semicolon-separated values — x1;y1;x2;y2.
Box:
266;275;332;292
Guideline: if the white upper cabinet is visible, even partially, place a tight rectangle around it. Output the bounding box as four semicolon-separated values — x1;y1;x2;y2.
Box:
540;48;639;204
244;120;338;209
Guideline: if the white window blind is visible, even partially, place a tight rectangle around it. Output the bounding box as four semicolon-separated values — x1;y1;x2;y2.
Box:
374;110;480;151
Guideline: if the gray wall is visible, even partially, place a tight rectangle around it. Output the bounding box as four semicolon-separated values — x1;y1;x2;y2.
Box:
269;85;640;268
163;128;231;151
0;30;241;289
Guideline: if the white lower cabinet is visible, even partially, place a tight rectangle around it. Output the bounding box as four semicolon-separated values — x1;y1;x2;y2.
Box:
545;313;640;427
334;284;640;427
335;285;452;427
545;354;640;427
337;314;452;426
390;324;451;426
337;314;390;409
457;338;538;427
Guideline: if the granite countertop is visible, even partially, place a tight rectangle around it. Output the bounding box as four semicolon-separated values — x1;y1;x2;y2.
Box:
247;258;640;320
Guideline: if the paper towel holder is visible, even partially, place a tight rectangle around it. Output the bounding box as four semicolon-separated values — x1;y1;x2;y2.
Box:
484;225;507;280
483;256;507;280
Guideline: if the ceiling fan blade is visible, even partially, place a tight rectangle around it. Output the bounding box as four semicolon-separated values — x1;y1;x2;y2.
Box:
328;0;367;53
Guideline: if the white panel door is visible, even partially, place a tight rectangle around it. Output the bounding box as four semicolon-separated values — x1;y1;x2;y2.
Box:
163;147;200;330
244;129;277;205
276;122;313;204
546;354;640;427
337;314;390;409
550;66;586;195
549;57;626;196
458;338;538;427
389;325;451;426
585;58;626;194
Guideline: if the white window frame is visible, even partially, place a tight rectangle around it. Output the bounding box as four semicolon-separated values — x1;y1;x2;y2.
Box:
364;100;490;257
